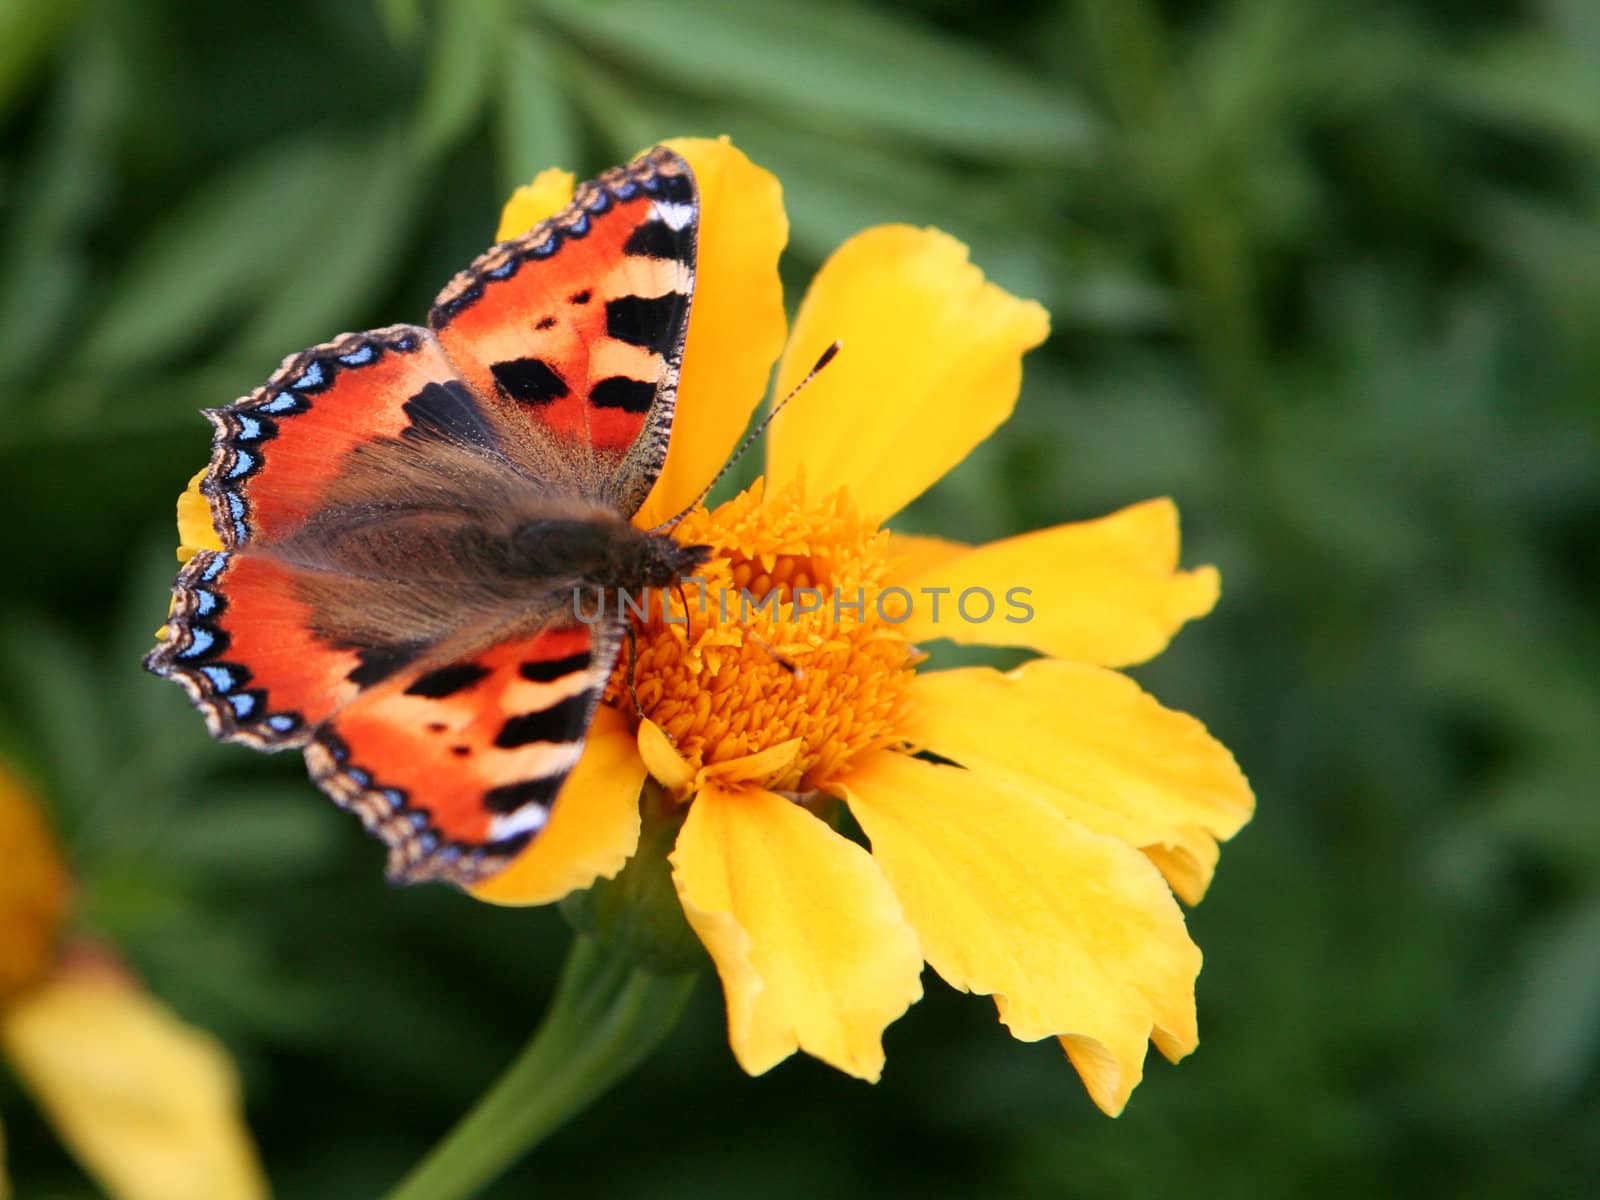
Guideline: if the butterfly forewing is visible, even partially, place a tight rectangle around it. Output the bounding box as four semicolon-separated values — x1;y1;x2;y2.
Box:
429;146;697;517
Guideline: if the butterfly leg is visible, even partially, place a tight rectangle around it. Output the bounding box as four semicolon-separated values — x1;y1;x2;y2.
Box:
624;622;645;720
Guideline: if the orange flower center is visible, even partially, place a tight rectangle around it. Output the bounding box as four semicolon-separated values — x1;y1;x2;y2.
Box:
608;479;917;795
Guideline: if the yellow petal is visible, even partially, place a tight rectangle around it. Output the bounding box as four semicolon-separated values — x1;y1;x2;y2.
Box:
0;767;69;1004
175;469;222;563
839;752;1200;1116
470;706;644;906
634;137;790;529
0;966;268;1200
903;660;1252;904
767;225;1049;521
637;717;696;793
892;497;1219;667
886;531;970;581
670;782;923;1080
698;737;802;786
494;167;576;242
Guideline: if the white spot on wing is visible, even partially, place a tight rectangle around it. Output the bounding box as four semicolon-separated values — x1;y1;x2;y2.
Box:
653;201;695;231
490;804;550;841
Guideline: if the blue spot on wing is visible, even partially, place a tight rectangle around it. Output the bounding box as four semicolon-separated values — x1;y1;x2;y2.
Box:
261;393;299;413
227;451;255;478
180;628;215;659
267;714;297;733
201;553;229;582
291;361;326;391
228;693;257;718
338;344;376;366
236;416;262;441
193;589;216;615
200;665;237;691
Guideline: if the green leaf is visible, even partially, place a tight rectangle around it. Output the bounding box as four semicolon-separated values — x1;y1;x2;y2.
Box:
536;0;1099;162
376;0;424;48
496;27;578;194
0;619;111;829
410;0;506;159
1504;897;1600;1101
159;787;344;881
233;125;424;361
0;0;81;118
79;136;350;370
0;18;121;394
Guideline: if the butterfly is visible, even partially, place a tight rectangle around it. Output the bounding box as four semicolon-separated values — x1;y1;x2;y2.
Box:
145;147;711;888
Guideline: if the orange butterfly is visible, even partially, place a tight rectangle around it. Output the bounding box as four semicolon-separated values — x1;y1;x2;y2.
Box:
147;148;709;886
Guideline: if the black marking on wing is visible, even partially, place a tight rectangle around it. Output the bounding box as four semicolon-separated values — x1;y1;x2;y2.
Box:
490;357;569;405
589;376;657;413
624;219;692;263
483;775;565;815
605;294;685;356
347;643;426;688
405;662;492;699
518;652;593;684
402;380;500;444
494;692;595;749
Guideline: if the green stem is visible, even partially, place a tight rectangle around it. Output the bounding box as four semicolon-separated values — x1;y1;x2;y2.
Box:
386;934;696;1200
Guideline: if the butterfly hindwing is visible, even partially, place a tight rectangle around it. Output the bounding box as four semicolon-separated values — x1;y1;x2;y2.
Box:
147;550;366;749
304;620;621;885
430;146;697;517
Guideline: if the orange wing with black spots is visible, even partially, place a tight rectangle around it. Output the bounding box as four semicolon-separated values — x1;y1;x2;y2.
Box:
430;146;697;517
147;551;365;749
305;623;618;885
148;147;703;891
199;325;501;550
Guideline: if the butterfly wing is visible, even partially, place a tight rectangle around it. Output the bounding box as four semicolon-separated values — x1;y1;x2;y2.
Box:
306;619;620;885
149;151;696;888
147;325;509;745
429;145;697;518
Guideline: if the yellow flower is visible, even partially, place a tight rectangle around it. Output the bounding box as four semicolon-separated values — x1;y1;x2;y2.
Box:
469;138;1255;1115
0;766;268;1199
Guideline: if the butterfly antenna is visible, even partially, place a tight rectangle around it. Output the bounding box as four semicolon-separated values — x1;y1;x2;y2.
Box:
655;341;840;533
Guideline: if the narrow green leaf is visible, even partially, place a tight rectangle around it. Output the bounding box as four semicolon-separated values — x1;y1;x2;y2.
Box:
0;0;81;118
410;0;505;159
497;27;579;193
536;0;1098;162
234;126;424;361
375;0;424;48
80;136;349;370
0;19;121;394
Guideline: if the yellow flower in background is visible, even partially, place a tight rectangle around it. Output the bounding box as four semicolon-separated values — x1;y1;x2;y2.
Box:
466;138;1255;1115
0;766;268;1200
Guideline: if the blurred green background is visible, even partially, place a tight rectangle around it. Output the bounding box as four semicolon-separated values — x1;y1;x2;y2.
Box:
3;0;1598;1195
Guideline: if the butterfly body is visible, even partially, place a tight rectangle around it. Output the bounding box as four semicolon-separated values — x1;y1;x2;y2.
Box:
147;148;704;887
